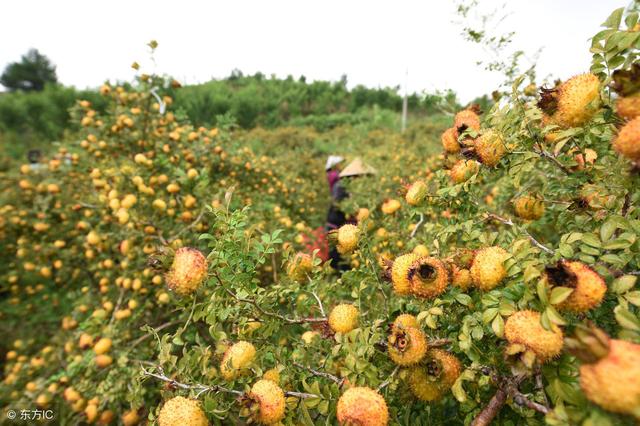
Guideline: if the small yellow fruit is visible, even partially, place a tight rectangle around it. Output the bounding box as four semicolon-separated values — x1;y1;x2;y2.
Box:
407;349;462;402
390;253;419;295
328;304;359;334
262;368;280;383
166;247;208;295
475;129;506;167
513;195;545;220
336;224;359;254
405;180;428;206
392;314;419;330
470;246;509;291
287;252;313;283
616;94;640;120
388;326;427;366
248;379;286;425
157;396;208;426
454;109;481;134
412;244;429;257
450;265;472;291
86;231;101;245
381;199;401;215
95;354;113;368
505;310;563;362
544;260;606;312
555;73;601;128
441;127;460;153
93;338;112;355
336;387;389;426
122;410;140;426
409;257;449;299
301;330;320;345
613;116;640;161
220;341;256;380
449;160;480;184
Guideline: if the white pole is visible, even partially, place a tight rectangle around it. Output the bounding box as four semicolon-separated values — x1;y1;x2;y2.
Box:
401;68;408;133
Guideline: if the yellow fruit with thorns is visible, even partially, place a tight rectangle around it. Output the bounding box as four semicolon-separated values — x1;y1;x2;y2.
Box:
616;94;640;120
470;247;509;291
286;252;313;283
166;247;208;295
441;127;460;153
388;326;427;366
328;304;359;334
336;387;389;426
405;180;428;206
555;73;601;128
407;349;462;401
612;116;640;161
390;253;419;295
505;310;563;362
454;109;481;134
513;195;545;220
544;260;606;312
392;314;419;330
262;368;280;383
450;264;472;291
248;379;286;424
579;338;640;418
220;341;256;380
157;396;208;426
449;160;480;184
336;224;359;254
412;244;429;257
475;129;506;167
409;257;449;299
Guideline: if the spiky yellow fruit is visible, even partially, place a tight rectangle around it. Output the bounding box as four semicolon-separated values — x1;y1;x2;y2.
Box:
407;349;462;401
248;379;286;425
454;109;481;134
441;127;460;153
412;244;429;257
388;326;427;366
544;260;606;312
470;247;509;291
449;160;480;184
220;341;256;380
329;304;359;334
408;257;449;299
157;396;208;426
405;180;428;206
451;265;472;291
381;199;401;215
336;387;389;426
616;94;640;120
613;116;640;161
391;253;419;295
166;247;208;295
337;224;359;254
513;195;545;220
580;339;640;418
555;73;601;128
286;252;313;283
392;314;419;330
475;129;506;167
262;368;280;383
505;310;563;361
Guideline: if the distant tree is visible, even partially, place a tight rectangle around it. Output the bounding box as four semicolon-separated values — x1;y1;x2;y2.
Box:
1;49;58;92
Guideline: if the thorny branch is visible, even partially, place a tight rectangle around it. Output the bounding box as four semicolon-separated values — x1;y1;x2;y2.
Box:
377;366;400;391
293;362;345;386
410;213;425;239
484;213;555;255
129;320;181;349
142;365;320;399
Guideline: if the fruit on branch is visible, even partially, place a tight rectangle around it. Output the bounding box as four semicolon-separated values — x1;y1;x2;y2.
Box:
388;326;428;366
450;264;472;291
470;247;509;291
449;159;480;184
93;337;112;355
392;314;419;330
505;310;564;362
409;257;449;299
441;127;461;154
157;396;209;426
286;252;313;283
405;180;429;206
616;95;640;120
390;253;419;295
381;199;401;215
247;379;286;425
544;260;606;312
612;116;640;162
336;387;389;426
166;247;208;295
328;304;359;334
474;130;506;167
407;349;462;401
567;326;640;418
513;195;545;220
412;244;429;257
454;109;481;135
544;73;601;129
262;368;280;383
220;341;256;380
336;224;360;255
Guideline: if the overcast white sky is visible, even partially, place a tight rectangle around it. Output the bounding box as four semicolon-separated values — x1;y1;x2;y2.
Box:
0;0;626;102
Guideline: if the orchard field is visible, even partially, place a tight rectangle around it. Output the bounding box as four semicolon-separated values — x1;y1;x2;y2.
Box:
2;4;640;426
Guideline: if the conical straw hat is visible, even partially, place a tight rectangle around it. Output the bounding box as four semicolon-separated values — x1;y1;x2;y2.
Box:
339;157;376;177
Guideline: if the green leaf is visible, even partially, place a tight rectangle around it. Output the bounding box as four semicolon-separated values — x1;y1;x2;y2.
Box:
581;233;601;248
545;305;567;325
492;314;504;338
537;280;549;305
602;8;624;29
612;275;637;294
455;294;472;306
625;291;640;306
482;308;499;324
600;219;619;242
614;305;640;331
550;287;574;305
626;12;639;29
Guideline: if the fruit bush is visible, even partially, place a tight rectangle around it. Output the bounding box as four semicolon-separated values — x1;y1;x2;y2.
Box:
2;5;640;425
